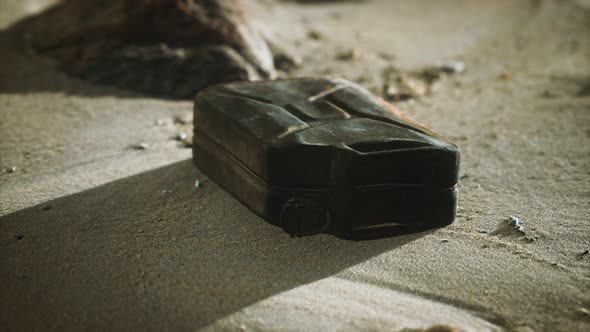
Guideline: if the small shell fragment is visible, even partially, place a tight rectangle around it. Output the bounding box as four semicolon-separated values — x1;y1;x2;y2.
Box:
508;216;525;234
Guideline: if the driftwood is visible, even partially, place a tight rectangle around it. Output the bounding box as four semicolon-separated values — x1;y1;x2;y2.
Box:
16;0;285;98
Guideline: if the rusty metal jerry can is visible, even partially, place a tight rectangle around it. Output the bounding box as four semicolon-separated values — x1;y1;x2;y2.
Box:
192;78;460;239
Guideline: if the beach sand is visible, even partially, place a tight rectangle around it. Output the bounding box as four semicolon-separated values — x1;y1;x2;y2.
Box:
1;0;589;331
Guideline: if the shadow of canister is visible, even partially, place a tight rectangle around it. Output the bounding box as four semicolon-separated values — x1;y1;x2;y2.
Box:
0;160;428;330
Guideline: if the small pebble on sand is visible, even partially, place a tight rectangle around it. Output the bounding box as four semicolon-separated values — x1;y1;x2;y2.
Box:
384;85;398;98
132;143;149;150
541;90;559;99
195;179;202;188
175;133;188;141
438;61;465;74
41;204;52;211
383;84;414;102
378;51;396;61
182;135;193;148
499;71;512;81
307;29;322;40
154;119;166;126
174;114;192;125
337;48;361;61
6;166;16;173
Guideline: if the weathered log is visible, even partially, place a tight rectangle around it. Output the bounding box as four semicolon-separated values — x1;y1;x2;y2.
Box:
16;0;278;98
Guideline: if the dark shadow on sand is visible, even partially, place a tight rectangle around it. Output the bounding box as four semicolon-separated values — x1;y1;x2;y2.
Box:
0;160;429;330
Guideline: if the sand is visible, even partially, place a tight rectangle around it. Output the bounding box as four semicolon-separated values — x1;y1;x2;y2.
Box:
1;0;589;331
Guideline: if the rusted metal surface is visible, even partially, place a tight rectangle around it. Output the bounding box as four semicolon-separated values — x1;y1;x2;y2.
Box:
193;78;460;239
